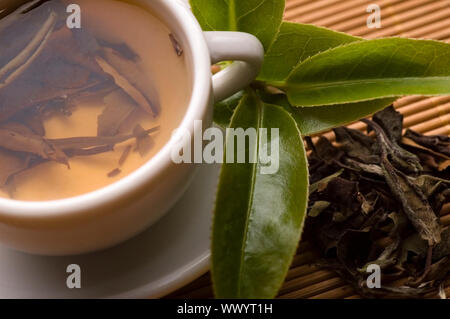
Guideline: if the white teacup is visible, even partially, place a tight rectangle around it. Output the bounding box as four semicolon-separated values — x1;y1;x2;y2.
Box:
0;0;264;255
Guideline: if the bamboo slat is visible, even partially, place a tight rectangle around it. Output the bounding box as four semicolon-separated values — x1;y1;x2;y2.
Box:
169;0;450;299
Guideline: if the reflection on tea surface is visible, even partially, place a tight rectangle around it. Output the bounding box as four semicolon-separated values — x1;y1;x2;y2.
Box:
0;0;190;201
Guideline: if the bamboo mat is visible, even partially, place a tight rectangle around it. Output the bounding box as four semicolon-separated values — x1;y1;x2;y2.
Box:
168;0;450;299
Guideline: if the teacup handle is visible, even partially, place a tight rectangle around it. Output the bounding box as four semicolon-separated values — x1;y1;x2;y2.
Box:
204;31;264;102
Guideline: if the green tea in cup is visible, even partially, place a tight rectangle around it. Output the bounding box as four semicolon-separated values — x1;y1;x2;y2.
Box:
0;0;191;201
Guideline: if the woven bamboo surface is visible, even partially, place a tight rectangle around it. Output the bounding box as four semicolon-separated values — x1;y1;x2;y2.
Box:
168;0;450;299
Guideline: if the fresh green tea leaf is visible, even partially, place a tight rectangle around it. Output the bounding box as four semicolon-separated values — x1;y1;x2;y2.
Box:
281;38;450;106
291;99;396;136
213;90;245;128
261;93;395;136
212;92;308;298
259;22;360;82
189;0;285;50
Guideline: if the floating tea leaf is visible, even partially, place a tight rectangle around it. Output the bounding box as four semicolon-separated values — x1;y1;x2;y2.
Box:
118;145;132;166
0;123;68;166
0;2;58;89
107;168;121;178
0;0;35;20
97;47;159;116
169;33;183;56
98;39;139;61
20;110;45;136
0;149;30;186
48;126;159;151
0;22;112;122
64;145;114;158
133;124;154;157
98;89;136;136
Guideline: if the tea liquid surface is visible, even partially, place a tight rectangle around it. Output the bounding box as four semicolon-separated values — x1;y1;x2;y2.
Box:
0;0;190;201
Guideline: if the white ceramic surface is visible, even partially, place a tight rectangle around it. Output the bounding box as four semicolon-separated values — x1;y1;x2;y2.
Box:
0;162;220;299
0;0;263;255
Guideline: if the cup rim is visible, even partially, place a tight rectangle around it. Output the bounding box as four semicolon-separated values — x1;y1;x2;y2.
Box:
0;0;212;218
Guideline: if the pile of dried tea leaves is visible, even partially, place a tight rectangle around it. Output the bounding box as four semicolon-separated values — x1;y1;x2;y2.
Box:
0;1;171;195
305;106;450;299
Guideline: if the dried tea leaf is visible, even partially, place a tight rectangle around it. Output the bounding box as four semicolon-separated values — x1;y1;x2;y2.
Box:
400;234;428;264
309;170;343;194
360;238;400;271
402;137;450;161
381;158;441;245
334;127;379;164
358;191;379;215
431;189;450;216
336;230;371;275
98;89;136;136
306;106;449;298
310;136;341;161
356;283;432;299
405;130;450;158
413;175;449;198
433;227;450;261
439;160;450;172
438;283;447;299
325;177;359;222
362;119;422;174
388;212;410;237
425;256;450;282
308;201;330;217
343;157;383;177
372;105;404;143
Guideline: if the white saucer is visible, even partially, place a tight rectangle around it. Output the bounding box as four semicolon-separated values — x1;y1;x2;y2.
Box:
0;163;220;298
